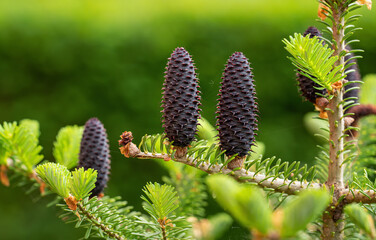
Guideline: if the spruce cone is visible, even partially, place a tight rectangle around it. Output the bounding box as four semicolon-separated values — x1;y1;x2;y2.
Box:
296;26;328;103
78;118;111;197
304;26;321;37
344;45;361;112
217;52;258;165
161;47;201;147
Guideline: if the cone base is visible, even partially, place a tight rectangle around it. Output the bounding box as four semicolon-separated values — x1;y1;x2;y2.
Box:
227;156;245;170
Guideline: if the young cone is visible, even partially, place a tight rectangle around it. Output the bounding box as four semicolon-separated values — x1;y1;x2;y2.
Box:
217;52;258;169
161;47;201;149
78;118;111;197
296;26;328;104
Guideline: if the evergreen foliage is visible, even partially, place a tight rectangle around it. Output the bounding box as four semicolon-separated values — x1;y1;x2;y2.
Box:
58;196;138;240
345;204;376;239
19;119;40;138
0;121;43;172
355;116;376;177
70;168;98;200
296;26;328;103
53;125;83;170
137;132;317;189
36;162;98;201
283;33;343;91
2;1;376;240
135;182;192;240
141;182;179;221
162;167;207;218
35;162;71;198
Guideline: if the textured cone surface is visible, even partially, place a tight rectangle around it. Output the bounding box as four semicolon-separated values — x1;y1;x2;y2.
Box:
344;45;361;112
304;26;321;37
78;118;111;197
296;26;327;103
217;52;258;157
161;47;201;147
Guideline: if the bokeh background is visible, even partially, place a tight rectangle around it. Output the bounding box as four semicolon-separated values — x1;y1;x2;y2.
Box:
0;0;375;239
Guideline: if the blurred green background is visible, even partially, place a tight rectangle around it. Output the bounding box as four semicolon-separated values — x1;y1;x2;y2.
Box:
0;0;375;239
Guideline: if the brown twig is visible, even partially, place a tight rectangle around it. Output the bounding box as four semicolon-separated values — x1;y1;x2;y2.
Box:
158;217;172;240
122;142;322;195
120;131;376;204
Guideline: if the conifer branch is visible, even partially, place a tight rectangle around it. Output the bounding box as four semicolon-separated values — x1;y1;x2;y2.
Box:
342;189;376;204
5;157;46;193
76;201;126;240
126;145;322;195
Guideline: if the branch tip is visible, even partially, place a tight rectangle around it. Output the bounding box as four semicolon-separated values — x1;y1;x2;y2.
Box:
119;131;141;158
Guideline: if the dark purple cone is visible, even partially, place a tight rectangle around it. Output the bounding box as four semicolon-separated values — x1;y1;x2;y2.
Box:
161;47;201;147
296;26;328;103
304;26;321;37
78;118;111;197
344;45;361;112
217;52;258;157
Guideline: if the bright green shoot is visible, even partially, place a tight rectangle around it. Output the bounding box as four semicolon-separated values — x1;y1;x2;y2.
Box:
0;121;43;172
70;167;97;200
53;125;83;169
283;33;344;92
36;162;97;200
36;162;71;198
141;182;179;221
20;119;40;138
0;142;7;165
